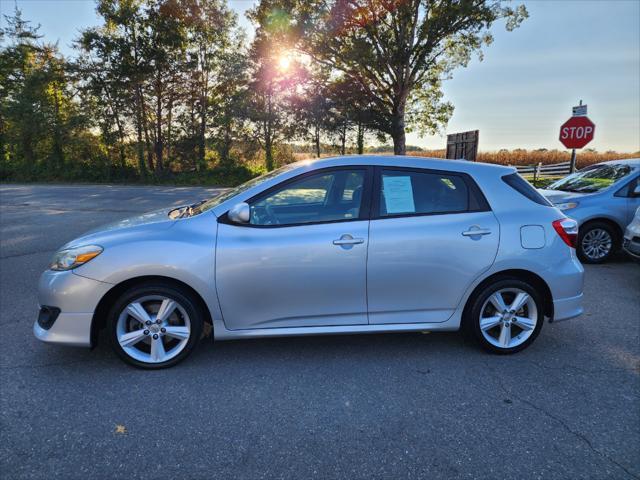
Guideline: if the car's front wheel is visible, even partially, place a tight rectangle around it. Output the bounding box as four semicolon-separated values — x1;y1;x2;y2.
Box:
465;278;544;354
107;282;204;369
577;221;618;264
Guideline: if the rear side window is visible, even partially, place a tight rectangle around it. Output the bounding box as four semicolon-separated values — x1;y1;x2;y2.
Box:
378;169;488;217
502;173;552;206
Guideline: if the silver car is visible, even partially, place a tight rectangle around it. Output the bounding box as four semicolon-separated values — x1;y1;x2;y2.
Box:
540;159;640;263
35;156;584;368
623;206;640;261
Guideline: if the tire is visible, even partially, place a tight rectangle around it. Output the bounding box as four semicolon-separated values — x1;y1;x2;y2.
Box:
107;282;204;369
464;278;544;355
577;221;618;264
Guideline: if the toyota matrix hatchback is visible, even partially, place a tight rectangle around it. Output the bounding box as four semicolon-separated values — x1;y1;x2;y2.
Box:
35;156;584;368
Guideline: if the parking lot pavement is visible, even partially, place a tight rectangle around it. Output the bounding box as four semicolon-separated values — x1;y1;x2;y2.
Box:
1;184;638;480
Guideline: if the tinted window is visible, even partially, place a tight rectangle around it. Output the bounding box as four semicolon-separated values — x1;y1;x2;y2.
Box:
502;173;552;206
548;164;632;193
378;170;474;216
250;170;365;226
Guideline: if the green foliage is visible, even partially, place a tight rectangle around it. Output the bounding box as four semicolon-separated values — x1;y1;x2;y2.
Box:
251;0;527;154
1;0;528;186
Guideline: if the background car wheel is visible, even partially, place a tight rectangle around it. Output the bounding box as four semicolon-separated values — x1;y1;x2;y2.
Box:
107;282;204;369
577;221;618;264
465;278;544;354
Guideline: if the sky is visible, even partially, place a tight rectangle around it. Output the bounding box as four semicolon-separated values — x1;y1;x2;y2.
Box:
1;0;639;153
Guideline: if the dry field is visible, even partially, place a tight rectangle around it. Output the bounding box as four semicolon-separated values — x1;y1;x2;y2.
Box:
404;149;639;168
293;149;638;169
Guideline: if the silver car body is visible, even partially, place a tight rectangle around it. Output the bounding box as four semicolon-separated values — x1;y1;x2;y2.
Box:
34;156;584;347
540;159;640;237
623;206;640;260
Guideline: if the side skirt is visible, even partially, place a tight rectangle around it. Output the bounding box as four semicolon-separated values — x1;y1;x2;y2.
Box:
213;320;461;341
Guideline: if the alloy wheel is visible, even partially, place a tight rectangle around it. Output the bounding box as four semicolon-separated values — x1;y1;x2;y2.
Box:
479;288;538;350
581;228;612;261
116;295;191;364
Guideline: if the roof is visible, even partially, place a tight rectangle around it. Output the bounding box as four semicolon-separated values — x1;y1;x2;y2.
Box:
286;155;516;176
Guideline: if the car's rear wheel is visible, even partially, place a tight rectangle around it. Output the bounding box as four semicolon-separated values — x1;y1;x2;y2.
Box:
465;278;544;354
107;282;203;369
577;221;618;264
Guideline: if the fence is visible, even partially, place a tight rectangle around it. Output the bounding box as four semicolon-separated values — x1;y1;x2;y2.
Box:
513;161;572;185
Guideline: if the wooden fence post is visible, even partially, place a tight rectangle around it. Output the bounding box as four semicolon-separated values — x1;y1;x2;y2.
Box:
534;163;542;186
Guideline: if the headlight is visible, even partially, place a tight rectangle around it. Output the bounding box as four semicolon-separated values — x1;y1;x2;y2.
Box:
50;245;103;271
555;201;579;211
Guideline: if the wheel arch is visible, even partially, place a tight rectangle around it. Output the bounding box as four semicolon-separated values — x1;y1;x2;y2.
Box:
462;269;554;323
90;275;213;347
579;217;623;242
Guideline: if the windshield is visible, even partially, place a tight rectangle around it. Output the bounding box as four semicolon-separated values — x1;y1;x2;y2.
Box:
548;164;632;193
192;164;298;215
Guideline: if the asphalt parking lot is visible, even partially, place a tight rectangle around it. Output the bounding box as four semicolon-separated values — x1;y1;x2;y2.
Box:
1;183;638;480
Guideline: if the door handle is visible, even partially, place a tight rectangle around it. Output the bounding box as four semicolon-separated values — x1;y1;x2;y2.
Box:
462;227;492;237
333;234;365;245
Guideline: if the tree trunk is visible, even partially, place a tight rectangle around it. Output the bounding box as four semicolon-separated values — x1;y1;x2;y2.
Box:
198;96;207;172
220;114;232;169
265;134;274;171
155;79;163;174
51;83;65;170
340;122;347;155
391;95;407;155
135;87;147;177
139;91;154;172
0;112;6;169
166;95;173;170
265;91;275;171
314;123;320;158
357;121;364;155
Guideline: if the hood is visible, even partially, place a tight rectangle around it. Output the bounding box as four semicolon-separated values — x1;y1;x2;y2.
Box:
538;189;589;204
62;207;181;249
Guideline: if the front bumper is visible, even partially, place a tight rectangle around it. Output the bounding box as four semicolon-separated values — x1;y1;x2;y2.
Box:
623;227;640;259
33;270;112;347
34;312;95;347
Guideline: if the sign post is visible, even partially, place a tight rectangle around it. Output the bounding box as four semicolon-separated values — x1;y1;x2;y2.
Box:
559;101;595;173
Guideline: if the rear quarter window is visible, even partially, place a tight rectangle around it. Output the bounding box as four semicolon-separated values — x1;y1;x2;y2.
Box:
502;173;553;206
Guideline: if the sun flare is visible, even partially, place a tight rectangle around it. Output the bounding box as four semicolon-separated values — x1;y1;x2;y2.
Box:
278;54;292;71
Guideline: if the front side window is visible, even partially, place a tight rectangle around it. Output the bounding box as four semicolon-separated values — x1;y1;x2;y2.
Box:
249;169;365;226
548;164;632;193
378;169;472;217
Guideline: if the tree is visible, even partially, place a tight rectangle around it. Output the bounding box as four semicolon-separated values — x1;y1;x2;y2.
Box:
326;77;379;154
183;0;239;171
2;7;88;176
245;8;297;171
251;0;527;155
210;42;249;169
292;66;333;158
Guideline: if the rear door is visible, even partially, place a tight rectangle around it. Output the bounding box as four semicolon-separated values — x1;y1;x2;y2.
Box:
367;167;499;324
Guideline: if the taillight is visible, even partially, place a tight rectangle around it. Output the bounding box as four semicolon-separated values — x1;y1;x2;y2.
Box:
552;218;578;248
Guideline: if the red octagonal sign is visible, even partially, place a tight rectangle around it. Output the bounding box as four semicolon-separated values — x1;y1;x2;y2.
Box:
559;116;595;149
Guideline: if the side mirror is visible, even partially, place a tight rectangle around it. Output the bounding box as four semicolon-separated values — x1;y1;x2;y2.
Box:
228;202;250;224
633;184;640;196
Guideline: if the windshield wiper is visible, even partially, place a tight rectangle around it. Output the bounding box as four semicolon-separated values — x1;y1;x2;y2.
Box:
178;199;207;218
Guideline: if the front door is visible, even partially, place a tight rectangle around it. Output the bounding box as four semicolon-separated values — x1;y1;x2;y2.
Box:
216;167;371;330
367;167;499;324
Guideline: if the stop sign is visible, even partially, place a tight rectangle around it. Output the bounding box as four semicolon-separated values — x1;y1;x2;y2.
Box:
559;116;595;149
